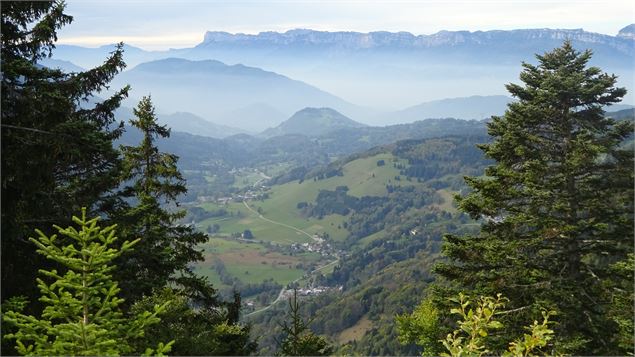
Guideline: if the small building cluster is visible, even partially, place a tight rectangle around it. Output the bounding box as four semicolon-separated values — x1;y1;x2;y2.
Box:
290;240;334;256
281;286;335;298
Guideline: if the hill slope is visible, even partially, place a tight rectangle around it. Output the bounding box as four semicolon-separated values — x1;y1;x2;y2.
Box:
159;111;249;138
374;95;513;124
114;106;247;139
242;135;490;354
111;58;363;131
261;107;367;137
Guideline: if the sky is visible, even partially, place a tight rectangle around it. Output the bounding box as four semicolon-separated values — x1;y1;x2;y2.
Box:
58;0;635;50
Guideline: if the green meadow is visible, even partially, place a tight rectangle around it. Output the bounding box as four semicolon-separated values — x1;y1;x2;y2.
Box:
192;152;458;288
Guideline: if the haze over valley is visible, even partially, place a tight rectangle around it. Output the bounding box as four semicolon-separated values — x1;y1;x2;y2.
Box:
46;25;635;131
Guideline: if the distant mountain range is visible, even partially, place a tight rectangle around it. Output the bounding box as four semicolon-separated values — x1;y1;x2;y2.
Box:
374;95;513;124
58;26;634;68
197;27;633;58
109;58;365;131
261;107;366;137
39;58;85;72
191;26;635;104
115;107;632;175
53;25;635;121
618;24;635;39
114;96;634;139
114;106;247;139
158;112;248;138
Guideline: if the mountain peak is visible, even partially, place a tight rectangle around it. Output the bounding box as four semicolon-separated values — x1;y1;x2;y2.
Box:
288;107;363;125
133;57;223;71
130;57;278;78
293;107;344;117
618;24;635;39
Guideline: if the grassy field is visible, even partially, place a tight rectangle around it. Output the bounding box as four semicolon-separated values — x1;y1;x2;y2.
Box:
266;153;404;203
201;235;266;254
236;153;408;242
195;236;319;287
432;188;458;213
357;229;387;247
221;247;304;285
197;201;317;244
260;162;293;178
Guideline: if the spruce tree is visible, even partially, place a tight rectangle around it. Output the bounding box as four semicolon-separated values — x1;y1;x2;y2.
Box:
1;1;129;307
115;96;257;354
115;95;212;303
434;41;634;354
2;209;173;356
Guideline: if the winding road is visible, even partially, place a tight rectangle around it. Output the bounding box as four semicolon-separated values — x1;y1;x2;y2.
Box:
239;170;340;318
242;200;316;241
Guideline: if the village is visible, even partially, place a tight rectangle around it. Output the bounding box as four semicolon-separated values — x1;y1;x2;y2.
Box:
243;285;344;310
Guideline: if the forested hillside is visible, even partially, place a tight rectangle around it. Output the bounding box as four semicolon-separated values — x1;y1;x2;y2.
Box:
2;2;633;357
245;136;489;354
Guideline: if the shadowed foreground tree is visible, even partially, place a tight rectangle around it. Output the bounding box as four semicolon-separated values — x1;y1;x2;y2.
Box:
2;209;173;356
115;96;210;303
115;97;257;354
434;41;634;354
1;0;129;309
129;288;257;356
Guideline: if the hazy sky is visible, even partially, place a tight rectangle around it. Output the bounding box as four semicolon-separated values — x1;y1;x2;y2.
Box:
57;0;635;50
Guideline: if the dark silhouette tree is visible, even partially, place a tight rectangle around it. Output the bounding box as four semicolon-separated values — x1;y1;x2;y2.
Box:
114;96;258;355
1;0;129;313
115;96;210;303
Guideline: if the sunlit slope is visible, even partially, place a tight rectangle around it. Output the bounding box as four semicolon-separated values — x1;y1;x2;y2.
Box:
197;152;410;244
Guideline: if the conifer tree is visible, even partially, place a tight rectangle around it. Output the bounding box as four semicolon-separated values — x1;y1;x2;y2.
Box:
1;1;130;308
114;96;257;355
434;41;634;354
116;96;210;302
277;289;333;356
2;209;173;356
129;288;257;356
